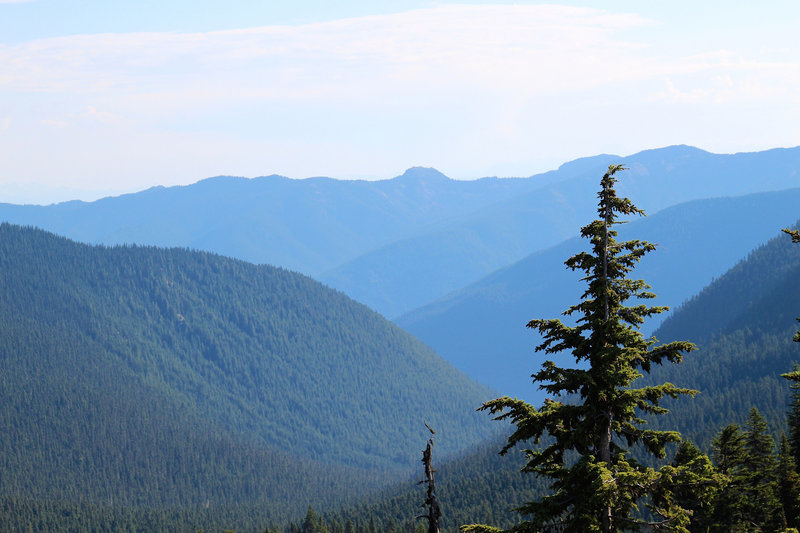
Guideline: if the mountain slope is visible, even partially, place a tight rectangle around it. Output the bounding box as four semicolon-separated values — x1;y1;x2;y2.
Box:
0;224;497;521
642;221;800;447
397;189;800;399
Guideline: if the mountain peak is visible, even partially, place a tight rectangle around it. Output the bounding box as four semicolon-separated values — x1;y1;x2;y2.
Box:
394;167;450;183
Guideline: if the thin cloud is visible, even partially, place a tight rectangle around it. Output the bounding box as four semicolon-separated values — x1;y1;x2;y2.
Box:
40;118;69;129
0;5;651;97
3;4;793;109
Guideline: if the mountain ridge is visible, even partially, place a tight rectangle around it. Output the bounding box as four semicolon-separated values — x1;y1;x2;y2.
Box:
2;145;799;320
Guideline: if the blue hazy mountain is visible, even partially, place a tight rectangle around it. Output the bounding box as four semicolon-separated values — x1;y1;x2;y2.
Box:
396;188;800;399
0;167;552;277
320;146;800;317
1;146;799;321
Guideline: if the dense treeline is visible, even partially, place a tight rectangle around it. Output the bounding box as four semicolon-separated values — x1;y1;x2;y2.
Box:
283;438;550;533
0;497;284;533
0;223;497;529
0;438;548;533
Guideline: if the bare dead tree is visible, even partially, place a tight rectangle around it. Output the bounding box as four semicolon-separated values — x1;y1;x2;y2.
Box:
417;422;441;533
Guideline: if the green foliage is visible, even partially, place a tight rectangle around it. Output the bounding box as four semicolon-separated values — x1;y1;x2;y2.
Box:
785;229;800;243
740;408;782;530
464;166;704;532
706;409;785;532
660;439;723;532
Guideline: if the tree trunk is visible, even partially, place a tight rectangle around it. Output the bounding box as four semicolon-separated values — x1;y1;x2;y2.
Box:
600;189;612;533
419;429;440;533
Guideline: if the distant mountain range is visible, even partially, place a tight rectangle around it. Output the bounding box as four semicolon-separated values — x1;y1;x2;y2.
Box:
0;167;547;277
0;224;496;526
322;146;800;316
3;145;799;320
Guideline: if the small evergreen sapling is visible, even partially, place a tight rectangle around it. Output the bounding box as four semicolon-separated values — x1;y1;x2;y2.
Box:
463;166;704;533
707;409;783;532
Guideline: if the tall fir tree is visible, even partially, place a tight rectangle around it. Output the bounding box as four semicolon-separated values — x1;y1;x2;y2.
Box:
462;165;703;533
782;364;800;465
778;434;800;530
782;226;800;466
782;225;800;530
783;227;800;343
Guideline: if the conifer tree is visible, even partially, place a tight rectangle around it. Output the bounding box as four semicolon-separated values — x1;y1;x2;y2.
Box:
782;364;800;464
740;408;782;531
778;434;800;530
666;440;721;531
708;424;749;533
781;222;800;530
782;225;800;465
301;506;330;533
462;166;701;533
712;424;747;477
708;410;783;532
783;227;800;343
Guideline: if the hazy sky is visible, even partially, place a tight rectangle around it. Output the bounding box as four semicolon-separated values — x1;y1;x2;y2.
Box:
1;1;798;203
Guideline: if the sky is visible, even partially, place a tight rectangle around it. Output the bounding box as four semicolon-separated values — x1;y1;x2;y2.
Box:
1;1;798;204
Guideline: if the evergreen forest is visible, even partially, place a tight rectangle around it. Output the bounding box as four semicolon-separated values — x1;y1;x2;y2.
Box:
0;223;498;530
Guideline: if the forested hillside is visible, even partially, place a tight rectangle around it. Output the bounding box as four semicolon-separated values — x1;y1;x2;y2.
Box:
0;223;497;528
645;222;800;447
299;438;548;533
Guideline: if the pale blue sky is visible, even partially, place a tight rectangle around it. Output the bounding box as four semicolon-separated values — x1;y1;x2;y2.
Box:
1;1;798;203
